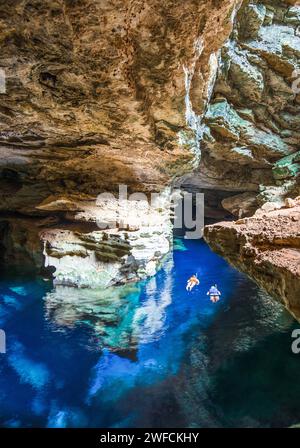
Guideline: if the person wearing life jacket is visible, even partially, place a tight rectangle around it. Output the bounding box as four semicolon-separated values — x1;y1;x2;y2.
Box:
207;284;221;303
186;274;200;291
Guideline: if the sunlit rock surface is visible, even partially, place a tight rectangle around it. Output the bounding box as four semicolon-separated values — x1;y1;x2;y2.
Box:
40;193;173;287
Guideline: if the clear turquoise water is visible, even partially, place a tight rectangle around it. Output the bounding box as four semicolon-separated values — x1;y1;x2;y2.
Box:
0;238;299;428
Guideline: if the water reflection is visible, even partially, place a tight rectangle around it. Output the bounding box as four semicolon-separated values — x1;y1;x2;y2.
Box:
44;254;175;353
44;283;142;353
0;239;299;428
132;256;173;344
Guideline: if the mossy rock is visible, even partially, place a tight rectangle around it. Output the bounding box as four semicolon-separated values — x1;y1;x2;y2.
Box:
94;251;121;263
47;249;88;259
273;151;300;179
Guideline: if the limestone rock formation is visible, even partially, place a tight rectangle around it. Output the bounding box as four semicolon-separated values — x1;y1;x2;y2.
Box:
0;0;237;211
0;190;173;287
204;199;300;319
194;1;300;318
0;0;299;312
182;0;300;211
221;192;258;218
40;192;173;287
0;0;237;283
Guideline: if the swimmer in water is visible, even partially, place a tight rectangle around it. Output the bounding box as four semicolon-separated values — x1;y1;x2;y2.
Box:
207;284;221;303
186;274;200;291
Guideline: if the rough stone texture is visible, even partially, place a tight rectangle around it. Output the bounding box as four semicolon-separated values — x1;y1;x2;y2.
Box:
204;199;300;320
0;216;44;270
189;1;300;319
0;0;238;284
1;190;173;287
0;0;237;213
182;0;300;208
40;193;173;287
221;191;259;217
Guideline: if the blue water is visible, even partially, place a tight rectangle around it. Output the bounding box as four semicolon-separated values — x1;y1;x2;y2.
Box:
0;238;300;428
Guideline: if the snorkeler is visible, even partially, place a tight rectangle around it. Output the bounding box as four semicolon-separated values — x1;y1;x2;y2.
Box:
186;274;200;291
207;284;221;303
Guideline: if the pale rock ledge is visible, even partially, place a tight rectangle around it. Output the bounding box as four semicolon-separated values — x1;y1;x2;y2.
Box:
40;192;173;288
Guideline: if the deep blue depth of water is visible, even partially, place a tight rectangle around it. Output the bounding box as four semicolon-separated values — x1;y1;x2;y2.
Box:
0;238;300;428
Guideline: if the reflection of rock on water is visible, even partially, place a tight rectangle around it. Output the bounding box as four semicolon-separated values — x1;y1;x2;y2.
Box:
44;283;141;355
44;254;174;355
132;255;174;344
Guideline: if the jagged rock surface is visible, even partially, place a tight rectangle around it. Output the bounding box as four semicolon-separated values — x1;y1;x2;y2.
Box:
192;1;300;319
0;0;236;212
182;0;300;214
0;0;237;284
204;199;300;319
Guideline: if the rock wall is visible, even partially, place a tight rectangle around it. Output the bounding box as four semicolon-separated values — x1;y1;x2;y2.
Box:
0;0;237;212
0;0;238;283
1;0;299;305
40;192;173;287
182;0;300;217
200;1;300;317
0;189;173;286
204;198;300;319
